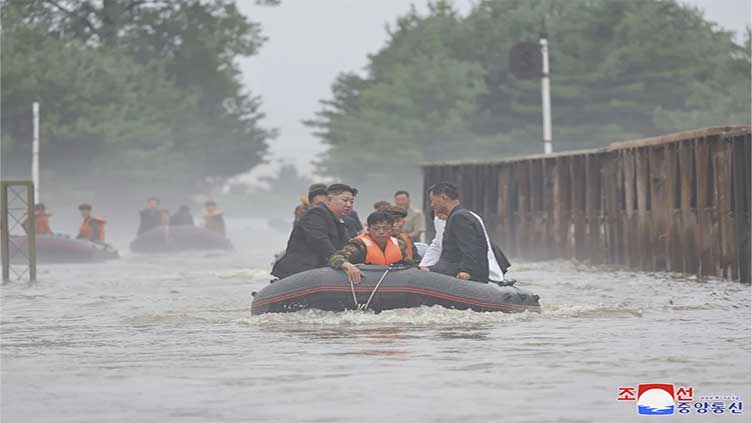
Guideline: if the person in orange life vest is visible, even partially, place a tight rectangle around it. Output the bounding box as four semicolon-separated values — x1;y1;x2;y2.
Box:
384;206;422;263
76;203;107;242
329;212;414;284
23;203;53;235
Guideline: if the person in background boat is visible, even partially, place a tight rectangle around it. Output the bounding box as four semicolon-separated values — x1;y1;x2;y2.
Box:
159;209;171;226
373;200;391;212
421;182;489;282
343;208;363;238
272;184;357;279
394;190;425;242
385;206;421;263
23;203;53;235
76;203;107;242
294;183;328;223
170;205;194;226
137;197;162;235
419;210;448;267
203;201;226;236
329;211;414;284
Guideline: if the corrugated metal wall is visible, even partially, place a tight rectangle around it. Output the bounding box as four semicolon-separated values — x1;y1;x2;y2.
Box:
422;127;751;282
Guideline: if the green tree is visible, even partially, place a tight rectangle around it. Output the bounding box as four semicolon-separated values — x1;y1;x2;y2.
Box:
309;0;750;191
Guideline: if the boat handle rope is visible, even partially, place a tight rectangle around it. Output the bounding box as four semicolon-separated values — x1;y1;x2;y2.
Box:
359;265;393;311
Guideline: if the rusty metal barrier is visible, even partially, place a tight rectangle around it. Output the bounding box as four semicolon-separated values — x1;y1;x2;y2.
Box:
422;126;751;283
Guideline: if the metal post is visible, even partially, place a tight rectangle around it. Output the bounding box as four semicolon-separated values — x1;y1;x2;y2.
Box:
1;181;37;283
541;34;553;154
32;102;40;202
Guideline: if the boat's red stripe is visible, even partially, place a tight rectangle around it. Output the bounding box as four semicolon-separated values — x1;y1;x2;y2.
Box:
252;284;539;311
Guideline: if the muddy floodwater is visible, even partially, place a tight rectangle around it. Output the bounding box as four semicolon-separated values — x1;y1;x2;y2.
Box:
1;219;750;422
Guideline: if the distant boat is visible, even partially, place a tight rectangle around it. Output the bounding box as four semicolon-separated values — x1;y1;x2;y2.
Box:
11;233;119;263
129;226;232;254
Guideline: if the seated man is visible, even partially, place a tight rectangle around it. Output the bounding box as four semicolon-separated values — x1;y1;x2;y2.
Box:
329;211;414;284
203;201;226;236
273;184;357;279
137;197;162;235
76;203;107;242
384;206;421;263
423;182;488;282
24;203;53;235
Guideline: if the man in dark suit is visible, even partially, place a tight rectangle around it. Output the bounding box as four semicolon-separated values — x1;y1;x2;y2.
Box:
272;184;357;279
422;182;489;283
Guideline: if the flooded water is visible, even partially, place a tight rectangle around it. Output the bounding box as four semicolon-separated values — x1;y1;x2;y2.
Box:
1;219;750;422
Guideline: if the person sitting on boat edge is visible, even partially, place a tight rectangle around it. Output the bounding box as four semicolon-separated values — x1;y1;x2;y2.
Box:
421;182;489;282
272;184;357;279
137;197;162;235
23;203;53;235
329;211;415;284
384;206;422;263
203;201;226;236
77;203;107;242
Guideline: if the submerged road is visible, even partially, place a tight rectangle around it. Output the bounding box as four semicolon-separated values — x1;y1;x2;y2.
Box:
1;219;750;422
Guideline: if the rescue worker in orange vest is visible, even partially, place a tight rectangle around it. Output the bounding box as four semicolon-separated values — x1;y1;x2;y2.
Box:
76;203;107;242
329;211;414;284
24;203;53;235
385;206;422;263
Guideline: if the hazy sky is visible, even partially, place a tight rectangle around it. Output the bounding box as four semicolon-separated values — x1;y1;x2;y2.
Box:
237;0;750;183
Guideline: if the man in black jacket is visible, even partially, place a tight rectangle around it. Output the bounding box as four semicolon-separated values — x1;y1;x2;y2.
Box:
137;197;162;235
423;182;489;283
272;184;357;279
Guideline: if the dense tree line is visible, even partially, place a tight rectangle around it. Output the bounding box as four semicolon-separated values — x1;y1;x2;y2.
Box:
1;0;275;198
308;0;751;191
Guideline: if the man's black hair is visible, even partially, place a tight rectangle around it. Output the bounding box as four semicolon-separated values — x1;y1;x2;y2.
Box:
385;206;407;218
308;183;327;193
394;190;410;198
327;183;358;197
427;182;459;200
205;200;217;207
78;203;92;211
34;203;46;210
308;188;327;204
373;200;391;211
367;211;394;226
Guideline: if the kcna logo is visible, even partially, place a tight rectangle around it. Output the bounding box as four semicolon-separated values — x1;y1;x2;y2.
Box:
618;384;691;416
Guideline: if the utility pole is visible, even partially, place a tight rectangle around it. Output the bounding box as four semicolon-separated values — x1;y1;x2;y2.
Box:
32;102;40;202
540;20;553;154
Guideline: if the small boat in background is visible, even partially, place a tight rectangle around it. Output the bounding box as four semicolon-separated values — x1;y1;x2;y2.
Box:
11;233;119;263
129;226;232;254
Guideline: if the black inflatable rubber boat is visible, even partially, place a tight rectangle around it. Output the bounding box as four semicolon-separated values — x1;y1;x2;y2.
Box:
10;234;119;263
130;226;232;253
252;265;541;314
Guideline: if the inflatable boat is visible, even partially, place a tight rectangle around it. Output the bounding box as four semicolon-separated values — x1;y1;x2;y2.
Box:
129;226;232;253
10;234;119;263
251;265;540;314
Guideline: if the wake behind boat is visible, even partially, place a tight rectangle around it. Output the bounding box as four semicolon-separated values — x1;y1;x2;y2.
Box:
129;226;232;254
251;265;541;314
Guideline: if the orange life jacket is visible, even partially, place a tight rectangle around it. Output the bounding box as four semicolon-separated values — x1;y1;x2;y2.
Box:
398;233;414;261
34;211;52;234
78;216;106;241
357;233;403;265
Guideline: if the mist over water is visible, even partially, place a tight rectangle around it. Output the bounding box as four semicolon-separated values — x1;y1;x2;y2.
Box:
1;218;749;422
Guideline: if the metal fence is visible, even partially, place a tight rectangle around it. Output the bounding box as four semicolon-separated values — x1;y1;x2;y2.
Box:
422;126;751;283
1;180;37;283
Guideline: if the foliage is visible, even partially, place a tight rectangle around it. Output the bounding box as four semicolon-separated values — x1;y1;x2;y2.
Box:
308;0;751;190
1;0;275;196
